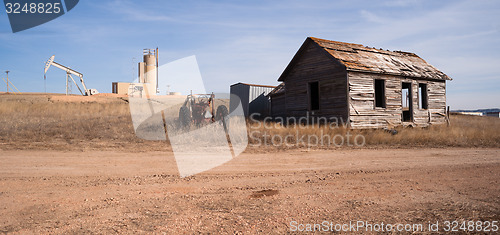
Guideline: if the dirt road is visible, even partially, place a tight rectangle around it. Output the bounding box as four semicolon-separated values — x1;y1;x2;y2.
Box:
0;148;499;233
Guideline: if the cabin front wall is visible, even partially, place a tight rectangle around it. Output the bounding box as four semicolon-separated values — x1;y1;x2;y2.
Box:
348;71;447;128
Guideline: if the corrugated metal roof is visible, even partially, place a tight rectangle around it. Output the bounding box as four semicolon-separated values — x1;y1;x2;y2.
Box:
230;82;277;88
309;37;451;80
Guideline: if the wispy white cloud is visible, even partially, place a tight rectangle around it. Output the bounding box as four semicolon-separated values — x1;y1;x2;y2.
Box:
99;0;180;23
359;10;386;23
382;0;422;7
348;0;500;109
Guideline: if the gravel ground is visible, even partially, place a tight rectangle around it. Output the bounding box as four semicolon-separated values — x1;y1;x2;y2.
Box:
0;148;499;233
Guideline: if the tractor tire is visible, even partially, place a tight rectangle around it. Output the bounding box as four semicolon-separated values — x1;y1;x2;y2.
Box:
215;105;228;121
215;105;229;132
179;106;191;129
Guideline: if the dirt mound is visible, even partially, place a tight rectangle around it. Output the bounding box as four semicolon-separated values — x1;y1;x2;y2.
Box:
250;189;279;198
92;93;127;98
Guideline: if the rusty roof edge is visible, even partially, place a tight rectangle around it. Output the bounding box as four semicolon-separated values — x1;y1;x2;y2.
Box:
312;37;420;57
268;91;285;97
267;83;285;97
346;68;452;81
268;90;285;97
411;57;453;81
311;40;349;70
309;37;364;47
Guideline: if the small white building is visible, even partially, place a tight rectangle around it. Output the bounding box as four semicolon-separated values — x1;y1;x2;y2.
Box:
230;82;276;118
486;112;500;118
112;82;131;95
456;112;483;116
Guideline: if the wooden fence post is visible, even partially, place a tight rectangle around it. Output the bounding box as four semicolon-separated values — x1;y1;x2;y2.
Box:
446;106;450;126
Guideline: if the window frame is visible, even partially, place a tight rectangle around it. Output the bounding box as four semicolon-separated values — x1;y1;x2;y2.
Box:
418;83;428;110
374;79;386;109
308;81;320;111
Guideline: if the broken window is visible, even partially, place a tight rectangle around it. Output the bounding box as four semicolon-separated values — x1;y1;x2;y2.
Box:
374;79;386;108
418;83;428;109
308;81;319;110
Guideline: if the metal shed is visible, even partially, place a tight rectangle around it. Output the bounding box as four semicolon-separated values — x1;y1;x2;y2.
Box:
230;82;276;118
486;112;500;118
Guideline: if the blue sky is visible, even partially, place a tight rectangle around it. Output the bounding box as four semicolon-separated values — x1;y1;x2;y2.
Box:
0;0;498;109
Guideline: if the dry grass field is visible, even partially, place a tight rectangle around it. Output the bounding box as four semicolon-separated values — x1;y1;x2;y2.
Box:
0;93;147;151
1;93;498;151
0;93;499;233
247;114;500;150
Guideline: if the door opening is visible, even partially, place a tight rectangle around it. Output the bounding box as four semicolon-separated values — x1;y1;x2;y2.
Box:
402;82;413;122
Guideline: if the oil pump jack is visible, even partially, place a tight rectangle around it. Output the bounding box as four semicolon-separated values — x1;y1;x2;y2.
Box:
44;55;98;96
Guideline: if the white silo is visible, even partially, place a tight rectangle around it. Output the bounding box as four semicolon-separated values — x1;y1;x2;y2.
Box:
138;48;158;96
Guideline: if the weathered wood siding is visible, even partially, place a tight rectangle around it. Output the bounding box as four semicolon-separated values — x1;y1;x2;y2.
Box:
270;94;286;117
348;71;447;128
413;80;447;126
281;42;348;121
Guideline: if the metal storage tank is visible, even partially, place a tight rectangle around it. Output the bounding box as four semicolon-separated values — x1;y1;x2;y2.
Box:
138;48;158;96
230;82;276;118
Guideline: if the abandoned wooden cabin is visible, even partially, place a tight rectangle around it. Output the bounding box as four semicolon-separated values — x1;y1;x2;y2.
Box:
268;37;452;128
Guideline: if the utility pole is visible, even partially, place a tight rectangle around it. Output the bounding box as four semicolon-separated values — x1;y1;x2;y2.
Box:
5;71;9;93
66;72;69;95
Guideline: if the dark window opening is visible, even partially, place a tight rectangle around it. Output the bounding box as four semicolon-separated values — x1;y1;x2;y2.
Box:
418;83;428;109
309;81;319;111
374;79;386;108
